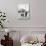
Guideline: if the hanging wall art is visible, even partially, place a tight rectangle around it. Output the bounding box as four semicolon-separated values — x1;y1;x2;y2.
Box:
18;4;30;20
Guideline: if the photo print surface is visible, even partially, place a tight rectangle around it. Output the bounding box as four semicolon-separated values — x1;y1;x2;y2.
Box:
18;4;30;20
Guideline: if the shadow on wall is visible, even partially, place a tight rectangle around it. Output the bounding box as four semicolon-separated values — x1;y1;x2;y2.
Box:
13;40;21;46
9;31;21;46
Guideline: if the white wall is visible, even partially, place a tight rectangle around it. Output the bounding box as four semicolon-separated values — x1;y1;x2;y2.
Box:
0;0;46;31
0;0;46;27
32;0;46;27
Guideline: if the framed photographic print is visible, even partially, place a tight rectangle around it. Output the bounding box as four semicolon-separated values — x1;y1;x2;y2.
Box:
18;4;30;20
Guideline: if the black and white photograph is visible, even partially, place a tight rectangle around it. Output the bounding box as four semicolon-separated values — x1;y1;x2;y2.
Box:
18;4;30;20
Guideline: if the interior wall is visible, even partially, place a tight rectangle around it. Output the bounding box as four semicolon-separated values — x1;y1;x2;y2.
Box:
0;0;46;27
